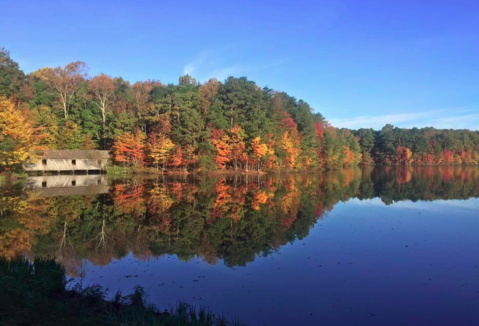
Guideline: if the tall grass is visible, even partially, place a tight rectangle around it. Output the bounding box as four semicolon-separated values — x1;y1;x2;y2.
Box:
0;257;247;326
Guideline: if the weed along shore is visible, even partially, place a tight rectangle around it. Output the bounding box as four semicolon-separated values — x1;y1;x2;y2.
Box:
0;258;246;326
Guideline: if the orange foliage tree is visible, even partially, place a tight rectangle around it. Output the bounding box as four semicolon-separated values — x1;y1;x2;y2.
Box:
396;146;413;165
251;190;268;211
111;131;145;166
212;130;232;169
228;124;246;170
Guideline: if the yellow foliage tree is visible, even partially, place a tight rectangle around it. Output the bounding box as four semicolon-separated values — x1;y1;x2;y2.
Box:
343;146;357;166
148;133;174;170
251;136;268;171
0;97;32;168
281;131;300;168
474;152;479;165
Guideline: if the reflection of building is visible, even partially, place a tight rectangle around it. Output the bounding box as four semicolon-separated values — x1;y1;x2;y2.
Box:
24;150;109;174
26;175;110;197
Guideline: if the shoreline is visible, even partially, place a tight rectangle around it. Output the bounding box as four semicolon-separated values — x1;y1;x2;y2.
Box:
4;164;479;182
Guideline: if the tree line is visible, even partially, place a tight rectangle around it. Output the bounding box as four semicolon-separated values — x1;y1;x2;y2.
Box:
355;125;479;165
1;47;479;172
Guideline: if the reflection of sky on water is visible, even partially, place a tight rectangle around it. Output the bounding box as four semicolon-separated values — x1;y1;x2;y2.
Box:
80;197;479;326
349;197;479;211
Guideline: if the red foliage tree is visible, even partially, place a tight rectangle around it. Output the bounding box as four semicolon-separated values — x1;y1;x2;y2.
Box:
169;146;184;168
314;122;324;140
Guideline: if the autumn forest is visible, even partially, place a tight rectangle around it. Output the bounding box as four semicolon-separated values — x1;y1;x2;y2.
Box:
1;47;479;173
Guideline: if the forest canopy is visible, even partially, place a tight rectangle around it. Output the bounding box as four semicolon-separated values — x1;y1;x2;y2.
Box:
1;46;479;172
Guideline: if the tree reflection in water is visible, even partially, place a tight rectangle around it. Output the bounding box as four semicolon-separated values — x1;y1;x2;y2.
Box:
1;166;479;276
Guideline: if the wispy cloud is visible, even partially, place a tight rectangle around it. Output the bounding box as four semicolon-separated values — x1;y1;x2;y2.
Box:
329;111;442;129
429;113;479;130
329;110;479;130
183;49;286;82
208;66;241;81
183;50;213;76
206;60;286;81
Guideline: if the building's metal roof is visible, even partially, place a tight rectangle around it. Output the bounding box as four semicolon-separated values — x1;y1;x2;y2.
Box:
33;150;110;160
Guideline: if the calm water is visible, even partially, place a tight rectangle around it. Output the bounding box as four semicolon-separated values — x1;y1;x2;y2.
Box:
1;167;479;325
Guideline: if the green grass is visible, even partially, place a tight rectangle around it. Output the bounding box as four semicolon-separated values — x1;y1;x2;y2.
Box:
0;257;247;326
106;165;165;175
106;165;130;175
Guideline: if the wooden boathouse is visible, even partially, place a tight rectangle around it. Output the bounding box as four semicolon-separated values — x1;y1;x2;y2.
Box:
23;150;109;174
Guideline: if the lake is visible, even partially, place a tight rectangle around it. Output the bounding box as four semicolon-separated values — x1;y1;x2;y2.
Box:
1;166;479;325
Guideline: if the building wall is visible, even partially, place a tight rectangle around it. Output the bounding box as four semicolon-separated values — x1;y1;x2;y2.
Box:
24;159;107;172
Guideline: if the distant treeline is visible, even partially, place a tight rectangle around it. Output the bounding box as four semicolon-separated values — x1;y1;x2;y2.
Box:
1;47;479;173
355;125;479;165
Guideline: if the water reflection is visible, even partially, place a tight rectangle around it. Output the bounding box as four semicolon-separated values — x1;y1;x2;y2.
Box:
1;166;479;275
27;174;109;197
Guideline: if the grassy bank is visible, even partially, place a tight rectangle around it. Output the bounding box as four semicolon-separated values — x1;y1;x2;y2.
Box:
0;258;246;326
105;165;298;176
106;165;191;176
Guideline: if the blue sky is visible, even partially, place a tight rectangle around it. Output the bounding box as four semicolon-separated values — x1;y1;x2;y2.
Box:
1;0;478;130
